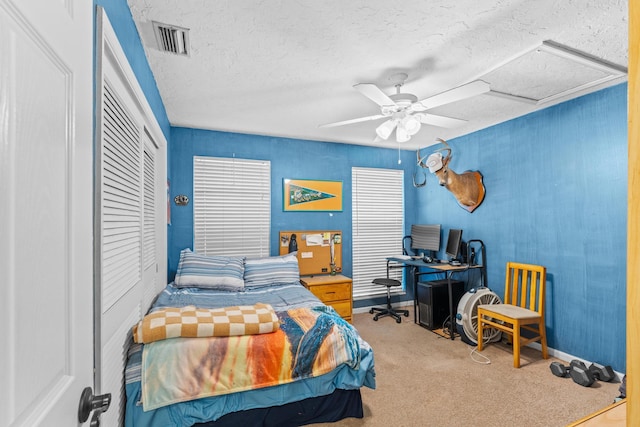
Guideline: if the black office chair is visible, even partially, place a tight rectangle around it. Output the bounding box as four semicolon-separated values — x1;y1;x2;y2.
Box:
369;278;410;323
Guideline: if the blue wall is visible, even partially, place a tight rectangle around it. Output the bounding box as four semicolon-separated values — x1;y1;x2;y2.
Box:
418;84;627;371
168;129;419;303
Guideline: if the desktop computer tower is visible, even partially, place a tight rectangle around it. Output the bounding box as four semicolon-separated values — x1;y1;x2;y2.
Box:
417;280;465;330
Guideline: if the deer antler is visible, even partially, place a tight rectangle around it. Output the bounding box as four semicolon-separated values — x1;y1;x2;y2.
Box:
417;138;451;168
416;148;428;168
433;138;451;161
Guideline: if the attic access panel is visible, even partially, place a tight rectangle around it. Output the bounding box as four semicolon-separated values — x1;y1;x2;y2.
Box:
482;40;627;105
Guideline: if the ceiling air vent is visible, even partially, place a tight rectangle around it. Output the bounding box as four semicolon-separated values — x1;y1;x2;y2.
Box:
152;21;190;56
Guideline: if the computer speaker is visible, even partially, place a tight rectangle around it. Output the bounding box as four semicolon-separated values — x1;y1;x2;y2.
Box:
460;242;468;263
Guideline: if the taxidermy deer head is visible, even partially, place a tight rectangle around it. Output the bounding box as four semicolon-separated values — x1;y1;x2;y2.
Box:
417;138;486;213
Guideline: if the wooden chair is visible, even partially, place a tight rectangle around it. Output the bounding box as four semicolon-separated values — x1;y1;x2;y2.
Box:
477;262;548;368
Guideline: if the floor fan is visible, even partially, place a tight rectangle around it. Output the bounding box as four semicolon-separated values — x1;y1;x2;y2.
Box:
456;287;502;345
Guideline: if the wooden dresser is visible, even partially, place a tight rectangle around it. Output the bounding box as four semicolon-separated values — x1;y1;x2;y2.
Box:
301;274;353;322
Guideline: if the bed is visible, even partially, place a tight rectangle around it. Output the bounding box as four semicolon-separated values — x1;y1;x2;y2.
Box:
124;250;376;427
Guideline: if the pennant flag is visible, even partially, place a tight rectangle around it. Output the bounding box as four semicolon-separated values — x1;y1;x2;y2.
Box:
289;184;336;206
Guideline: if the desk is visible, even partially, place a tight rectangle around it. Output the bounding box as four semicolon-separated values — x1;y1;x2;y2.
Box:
386;257;483;340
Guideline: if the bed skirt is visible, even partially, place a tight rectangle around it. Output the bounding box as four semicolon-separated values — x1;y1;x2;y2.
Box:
193;388;363;427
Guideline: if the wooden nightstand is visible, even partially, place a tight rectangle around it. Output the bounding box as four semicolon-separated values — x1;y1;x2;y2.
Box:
301;274;353;322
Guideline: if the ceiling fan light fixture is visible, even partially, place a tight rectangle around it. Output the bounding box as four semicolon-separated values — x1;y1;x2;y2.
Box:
375;119;397;140
413;112;425;122
396;125;410;142
401;115;422;136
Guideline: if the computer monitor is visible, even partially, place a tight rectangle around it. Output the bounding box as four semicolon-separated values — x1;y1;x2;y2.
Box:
410;224;441;254
445;228;463;260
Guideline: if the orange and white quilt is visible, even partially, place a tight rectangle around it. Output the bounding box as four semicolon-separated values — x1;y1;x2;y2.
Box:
132;303;280;344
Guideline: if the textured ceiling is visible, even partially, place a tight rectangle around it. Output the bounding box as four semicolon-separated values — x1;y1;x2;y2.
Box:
127;0;628;150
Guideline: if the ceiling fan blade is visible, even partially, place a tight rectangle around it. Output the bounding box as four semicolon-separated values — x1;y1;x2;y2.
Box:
354;83;397;107
319;114;386;128
417;113;468;128
412;80;490;111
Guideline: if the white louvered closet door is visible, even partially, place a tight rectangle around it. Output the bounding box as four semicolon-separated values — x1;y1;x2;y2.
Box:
96;9;167;426
142;131;160;311
101;81;142;313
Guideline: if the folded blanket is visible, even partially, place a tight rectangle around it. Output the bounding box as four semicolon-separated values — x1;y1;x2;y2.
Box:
133;303;279;344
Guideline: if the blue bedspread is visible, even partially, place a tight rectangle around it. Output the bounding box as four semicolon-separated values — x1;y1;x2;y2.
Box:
125;282;376;427
151;282;323;312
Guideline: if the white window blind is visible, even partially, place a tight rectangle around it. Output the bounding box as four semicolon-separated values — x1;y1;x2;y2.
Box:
352;167;404;299
193;156;271;257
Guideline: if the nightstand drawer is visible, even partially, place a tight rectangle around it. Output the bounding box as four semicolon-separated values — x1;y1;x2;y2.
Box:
308;282;351;302
300;274;353;322
328;300;352;319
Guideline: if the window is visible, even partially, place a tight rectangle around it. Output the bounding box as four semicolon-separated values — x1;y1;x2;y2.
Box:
193;156;271;257
352;167;404;299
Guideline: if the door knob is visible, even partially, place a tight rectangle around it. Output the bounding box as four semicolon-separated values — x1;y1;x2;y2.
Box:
78;387;111;425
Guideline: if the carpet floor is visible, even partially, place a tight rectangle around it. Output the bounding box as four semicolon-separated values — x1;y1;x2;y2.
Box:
311;311;621;427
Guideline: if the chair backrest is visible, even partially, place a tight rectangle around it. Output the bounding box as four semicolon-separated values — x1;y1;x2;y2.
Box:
504;262;546;315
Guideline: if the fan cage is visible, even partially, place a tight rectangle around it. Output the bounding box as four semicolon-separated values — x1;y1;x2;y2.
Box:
457;288;502;345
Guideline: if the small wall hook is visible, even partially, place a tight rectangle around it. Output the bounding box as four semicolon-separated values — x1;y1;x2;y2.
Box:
174;195;189;206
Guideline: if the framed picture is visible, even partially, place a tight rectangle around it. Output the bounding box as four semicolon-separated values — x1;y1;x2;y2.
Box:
283;179;343;211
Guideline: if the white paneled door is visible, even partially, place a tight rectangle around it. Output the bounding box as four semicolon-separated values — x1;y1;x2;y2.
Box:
0;0;94;426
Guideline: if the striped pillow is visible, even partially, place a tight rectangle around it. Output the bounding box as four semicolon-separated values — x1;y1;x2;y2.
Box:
244;253;300;288
174;249;245;290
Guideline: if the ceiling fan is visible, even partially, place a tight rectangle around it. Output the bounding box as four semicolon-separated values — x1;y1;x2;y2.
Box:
319;73;490;143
